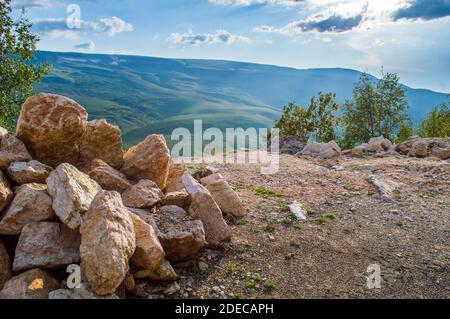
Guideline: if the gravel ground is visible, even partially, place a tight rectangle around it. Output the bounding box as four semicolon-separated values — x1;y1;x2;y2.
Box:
171;153;450;299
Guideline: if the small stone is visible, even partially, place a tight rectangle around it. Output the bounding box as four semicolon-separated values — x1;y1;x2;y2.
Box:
164;282;180;296
133;259;178;281
87;159;132;193
198;261;208;271
161;191;191;209
0;134;32;170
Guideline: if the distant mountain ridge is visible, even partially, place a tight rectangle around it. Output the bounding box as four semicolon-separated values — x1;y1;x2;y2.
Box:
34;51;448;147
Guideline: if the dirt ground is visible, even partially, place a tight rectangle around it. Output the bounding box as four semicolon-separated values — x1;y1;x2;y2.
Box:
168;153;450;299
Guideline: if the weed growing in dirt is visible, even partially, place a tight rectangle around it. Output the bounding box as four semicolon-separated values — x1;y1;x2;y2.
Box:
344;227;354;234
324;212;337;220
367;191;376;196
252;186;284;198
265;223;276;232
236;218;247;225
396;219;405;228
264;281;276;292
236;244;253;254
316;216;328;224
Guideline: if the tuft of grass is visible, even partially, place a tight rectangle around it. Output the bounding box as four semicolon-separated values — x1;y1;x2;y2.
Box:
315;216;328;224
344;227;354;234
236;244;253;254
264;281;276;292
396;219;405;228
265;223;276;233
245;280;256;290
252;186;284;198
234;293;243;299
236;218;247;225
303;205;316;214
281;213;297;225
276;203;290;212
367;191;376;196
323;212;337;220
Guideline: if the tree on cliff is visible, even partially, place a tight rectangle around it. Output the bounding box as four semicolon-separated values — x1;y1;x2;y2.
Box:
275;92;339;143
342;70;410;148
0;0;50;132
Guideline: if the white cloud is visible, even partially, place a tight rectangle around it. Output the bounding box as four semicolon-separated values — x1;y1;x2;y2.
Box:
208;0;304;6
74;41;96;51
100;16;134;37
168;29;251;45
11;0;60;9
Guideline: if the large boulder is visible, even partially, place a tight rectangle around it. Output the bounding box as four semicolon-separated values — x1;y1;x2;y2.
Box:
122;179;163;209
78;119;124;169
0;240;11;290
129;212;165;272
269;135;305;155
16;93;88;167
0;172;13;213
49;283;119;299
0;134;32;170
182;172;230;247
397;137;450;159
46;163;101;230
300;141;341;159
121;134;170;189
0;183;55;235
80;190;136;296
0;268;59;299
7;160;53;185
154;205;205;263
13;222;80;272
86;159;132;193
165;163;187;193
201;173;246;217
431;146;450;160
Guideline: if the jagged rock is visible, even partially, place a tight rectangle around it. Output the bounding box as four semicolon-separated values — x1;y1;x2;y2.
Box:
133;259;178;281
78;119;124;169
80;190;136;296
161;191;191;209
0;134;32;170
410;140;429;158
366;136;392;152
16;93;88;167
7;160;53;184
122;179;163;208
87;159;132;193
121;134;170;189
47;163;101;230
129;212;165;272
269;135;305;155
0;268;59;299
0;183;55;235
49;283;119;299
201;173;246;217
0;172;13;213
182;172;230;247
431;146;450;160
165;163;187;193
154;205;205;263
0;240;11;290
13;222;80;272
300;141;341;159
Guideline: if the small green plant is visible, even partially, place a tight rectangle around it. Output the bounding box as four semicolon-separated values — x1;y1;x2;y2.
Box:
265;223;276;233
304;205;316;214
344;227;354;234
252;186;284;198
315;216;328;224
236;244;253;254
323;212;337;220
264;281;276;292
396;220;405;228
367;191;375;196
276;203;290;212
236;218;247;225
281;213;297;225
253;273;263;283
234;293;243;299
245;280;256;290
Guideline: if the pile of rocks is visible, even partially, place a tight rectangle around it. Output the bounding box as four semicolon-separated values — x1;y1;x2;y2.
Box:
396;136;450;160
0;93;245;299
347;136;397;157
297;140;342;159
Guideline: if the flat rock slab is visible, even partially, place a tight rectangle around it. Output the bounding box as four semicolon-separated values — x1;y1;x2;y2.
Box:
0;183;55;235
13;222;81;272
7;160;53;184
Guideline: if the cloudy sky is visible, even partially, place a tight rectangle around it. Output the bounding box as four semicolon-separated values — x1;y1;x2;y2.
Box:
11;0;450;92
